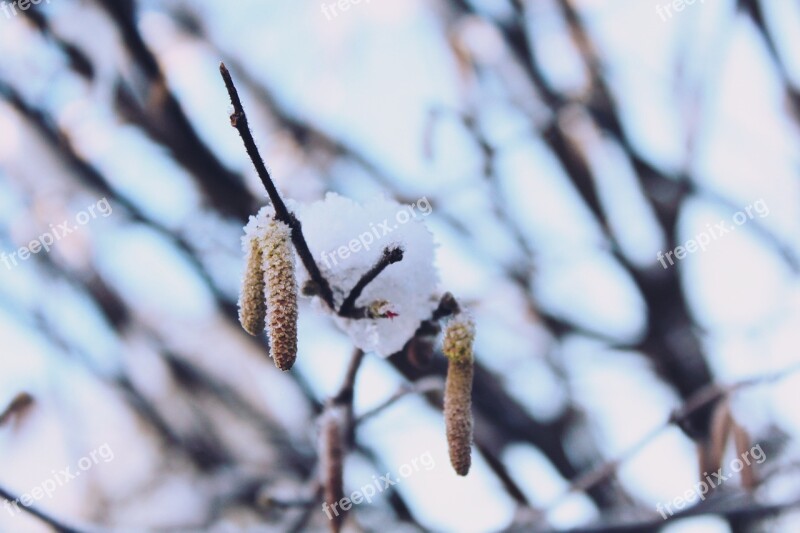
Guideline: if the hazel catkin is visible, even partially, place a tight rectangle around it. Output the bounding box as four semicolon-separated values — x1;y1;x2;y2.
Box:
262;218;298;371
238;235;267;336
443;313;475;476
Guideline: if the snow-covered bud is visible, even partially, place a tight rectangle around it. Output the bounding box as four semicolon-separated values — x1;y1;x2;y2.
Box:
443;312;475;476
238;235;267;336
262;218;298;371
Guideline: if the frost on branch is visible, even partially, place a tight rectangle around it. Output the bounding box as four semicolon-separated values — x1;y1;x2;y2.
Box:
294;193;439;357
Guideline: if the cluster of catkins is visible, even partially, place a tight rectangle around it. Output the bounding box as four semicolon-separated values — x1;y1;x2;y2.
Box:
237;204;477;478
238;207;298;371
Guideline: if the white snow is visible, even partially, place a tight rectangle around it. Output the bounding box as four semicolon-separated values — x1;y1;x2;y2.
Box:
241;205;277;248
292;193;439;357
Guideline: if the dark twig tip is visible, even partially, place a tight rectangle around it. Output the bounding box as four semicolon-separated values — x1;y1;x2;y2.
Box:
384;245;404;263
433;292;460;321
339;246;405;317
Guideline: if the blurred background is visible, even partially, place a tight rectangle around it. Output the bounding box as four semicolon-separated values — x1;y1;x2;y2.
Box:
0;0;799;531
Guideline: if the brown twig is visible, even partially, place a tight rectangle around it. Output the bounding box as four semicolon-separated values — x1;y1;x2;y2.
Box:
221;64;410;322
332;349;366;407
219;62;336;310
339;246;404;318
0;392;34;426
518;363;800;529
355;377;445;425
561;496;800;533
0;486;87;533
331;349;366;448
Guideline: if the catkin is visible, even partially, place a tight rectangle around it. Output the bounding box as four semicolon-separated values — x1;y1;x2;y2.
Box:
238;235;267;336
263;218;298;371
443;313;475;476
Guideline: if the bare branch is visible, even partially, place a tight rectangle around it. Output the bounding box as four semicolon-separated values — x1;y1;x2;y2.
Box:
520;363;800;529
355;377;445;425
0;393;34;426
339;246;404;318
0;486;87;533
219;62;336;310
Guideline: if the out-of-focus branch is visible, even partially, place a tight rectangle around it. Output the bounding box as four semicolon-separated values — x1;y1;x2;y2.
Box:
355;376;445;425
97;0;253;220
561;496;800;533
0;393;34;426
514;363;800;530
0;486;87;533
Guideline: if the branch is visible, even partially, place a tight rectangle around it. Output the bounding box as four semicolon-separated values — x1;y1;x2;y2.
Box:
332;349;366;449
339;246;404;318
0;486;86;533
219;63;289;220
517;363;800;529
332;349;366;407
259;495;316;510
561;496;800;533
355;376;445;425
0;393;34;426
219;63;336;310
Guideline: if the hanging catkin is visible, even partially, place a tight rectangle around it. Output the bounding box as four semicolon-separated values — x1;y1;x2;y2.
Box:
443;313;475;476
262;218;298;371
238;235;267;336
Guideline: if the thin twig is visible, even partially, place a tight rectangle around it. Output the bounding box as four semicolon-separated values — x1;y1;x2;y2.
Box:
287;483;324;533
259;495;316;510
332;349;366;448
332;349;366;407
219;62;336;309
355;376;445;425
339;246;404;318
0;486;86;533
0;392;34;426
219;63;290;221
562;496;800;533
525;363;800;527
